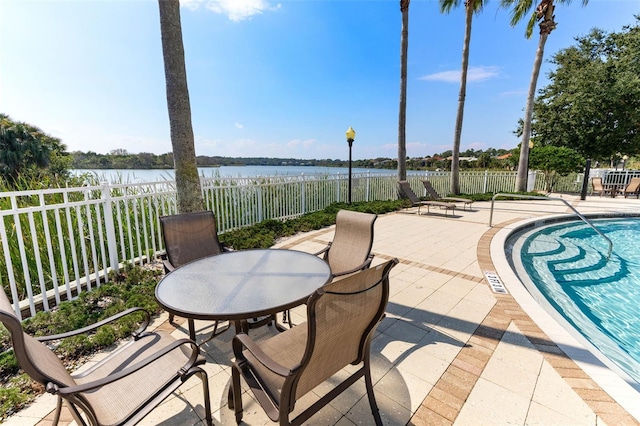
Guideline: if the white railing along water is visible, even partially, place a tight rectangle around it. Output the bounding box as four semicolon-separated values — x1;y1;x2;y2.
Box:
0;169;587;319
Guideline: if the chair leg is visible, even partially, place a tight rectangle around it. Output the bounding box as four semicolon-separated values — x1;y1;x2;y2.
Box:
363;354;383;426
169;312;175;323
52;396;63;425
229;366;243;423
198;370;213;426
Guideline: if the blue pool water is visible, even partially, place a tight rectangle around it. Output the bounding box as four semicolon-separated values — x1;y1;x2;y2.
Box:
512;217;640;386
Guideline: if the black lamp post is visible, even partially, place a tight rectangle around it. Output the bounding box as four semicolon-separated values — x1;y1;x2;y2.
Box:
346;127;356;204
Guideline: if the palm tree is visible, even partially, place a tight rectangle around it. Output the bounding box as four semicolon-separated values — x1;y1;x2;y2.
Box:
502;0;587;192
158;0;204;213
397;0;410;183
441;0;485;195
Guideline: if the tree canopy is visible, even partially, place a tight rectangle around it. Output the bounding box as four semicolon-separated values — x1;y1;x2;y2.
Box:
530;17;640;162
0;114;71;187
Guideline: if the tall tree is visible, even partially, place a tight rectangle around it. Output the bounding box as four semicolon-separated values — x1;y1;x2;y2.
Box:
0;114;71;186
441;0;486;195
158;0;203;213
397;0;410;183
530;21;640;162
501;0;587;192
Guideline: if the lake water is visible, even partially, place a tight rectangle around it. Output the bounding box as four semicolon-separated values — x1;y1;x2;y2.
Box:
73;165;414;183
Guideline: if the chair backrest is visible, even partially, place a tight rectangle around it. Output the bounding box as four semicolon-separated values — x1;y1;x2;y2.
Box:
422;180;441;200
625;177;640;192
294;259;397;398
398;181;420;204
592;177;604;191
0;288;75;390
326;210;377;275
160;211;224;269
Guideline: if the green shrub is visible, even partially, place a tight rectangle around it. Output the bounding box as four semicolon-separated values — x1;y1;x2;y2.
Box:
0;374;36;419
93;325;116;347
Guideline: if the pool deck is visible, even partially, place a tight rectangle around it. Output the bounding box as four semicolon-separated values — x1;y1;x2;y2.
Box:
6;194;640;425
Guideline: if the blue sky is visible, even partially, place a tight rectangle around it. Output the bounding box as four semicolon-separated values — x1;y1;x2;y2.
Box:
1;0;638;161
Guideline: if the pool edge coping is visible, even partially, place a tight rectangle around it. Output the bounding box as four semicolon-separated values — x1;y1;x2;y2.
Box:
489;213;640;422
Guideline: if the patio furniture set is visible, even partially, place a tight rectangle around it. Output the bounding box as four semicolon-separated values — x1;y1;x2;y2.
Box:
0;209;397;426
592;176;640;198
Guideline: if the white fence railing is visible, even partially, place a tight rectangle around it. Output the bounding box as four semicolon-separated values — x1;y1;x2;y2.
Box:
5;168;619;319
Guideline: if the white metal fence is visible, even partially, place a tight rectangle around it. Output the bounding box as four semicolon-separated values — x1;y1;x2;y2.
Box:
3;168;619;319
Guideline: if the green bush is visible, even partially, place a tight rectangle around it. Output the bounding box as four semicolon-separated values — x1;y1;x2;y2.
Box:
220;200;405;250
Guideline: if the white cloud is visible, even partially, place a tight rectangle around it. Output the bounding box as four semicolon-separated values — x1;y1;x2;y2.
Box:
234;122;244;129
287;139;316;148
181;0;280;22
419;66;500;83
499;89;527;97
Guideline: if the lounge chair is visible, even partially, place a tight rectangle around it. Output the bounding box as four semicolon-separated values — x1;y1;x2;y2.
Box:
160;210;232;340
422;179;474;210
0;288;213;426
591;177;612;197
397;180;456;217
620;177;640;198
229;259;398;425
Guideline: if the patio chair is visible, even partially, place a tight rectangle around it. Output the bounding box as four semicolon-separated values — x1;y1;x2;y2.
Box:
0;288;212;426
276;209;378;328
314;209;377;279
160;211;273;335
160;210;231;340
591;177;609;196
228;258;399;426
422;179;474;210
621;177;640;198
160;210;229;273
397;180;456;217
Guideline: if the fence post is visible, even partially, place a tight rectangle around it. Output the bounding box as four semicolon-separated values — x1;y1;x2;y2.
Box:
336;173;341;203
483;170;488;193
257;185;263;223
301;174;306;215
101;182;120;273
366;171;370;202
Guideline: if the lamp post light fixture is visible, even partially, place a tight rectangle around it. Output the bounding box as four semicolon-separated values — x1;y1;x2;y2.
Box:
346;127;356;204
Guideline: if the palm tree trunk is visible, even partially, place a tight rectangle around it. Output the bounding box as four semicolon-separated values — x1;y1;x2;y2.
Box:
450;3;474;195
397;0;410;183
515;33;548;192
158;0;204;213
515;0;555;192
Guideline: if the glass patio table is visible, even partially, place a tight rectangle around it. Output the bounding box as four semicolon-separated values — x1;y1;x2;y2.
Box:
155;249;332;341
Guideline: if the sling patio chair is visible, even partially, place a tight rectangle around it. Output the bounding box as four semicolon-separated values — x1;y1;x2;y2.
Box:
314;209;377;279
228;258;398;426
591;177;611;197
397;180;456;217
422;179;474;210
160;210;232;340
278;209;378;327
160;210;273;337
620;177;640;198
0;288;212;426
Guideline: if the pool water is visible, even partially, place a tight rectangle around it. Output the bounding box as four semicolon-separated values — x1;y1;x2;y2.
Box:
512;217;640;386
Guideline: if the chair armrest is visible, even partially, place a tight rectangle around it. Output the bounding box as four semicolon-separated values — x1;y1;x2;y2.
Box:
233;333;296;377
331;254;374;279
52;338;200;396
312;243;331;258
162;256;175;273
36;307;151;342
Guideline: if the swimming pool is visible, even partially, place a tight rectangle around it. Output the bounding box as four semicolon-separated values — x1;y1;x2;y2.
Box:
507;216;640;388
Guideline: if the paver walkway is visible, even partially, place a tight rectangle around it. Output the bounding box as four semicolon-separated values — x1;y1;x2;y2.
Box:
6;194;640;425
